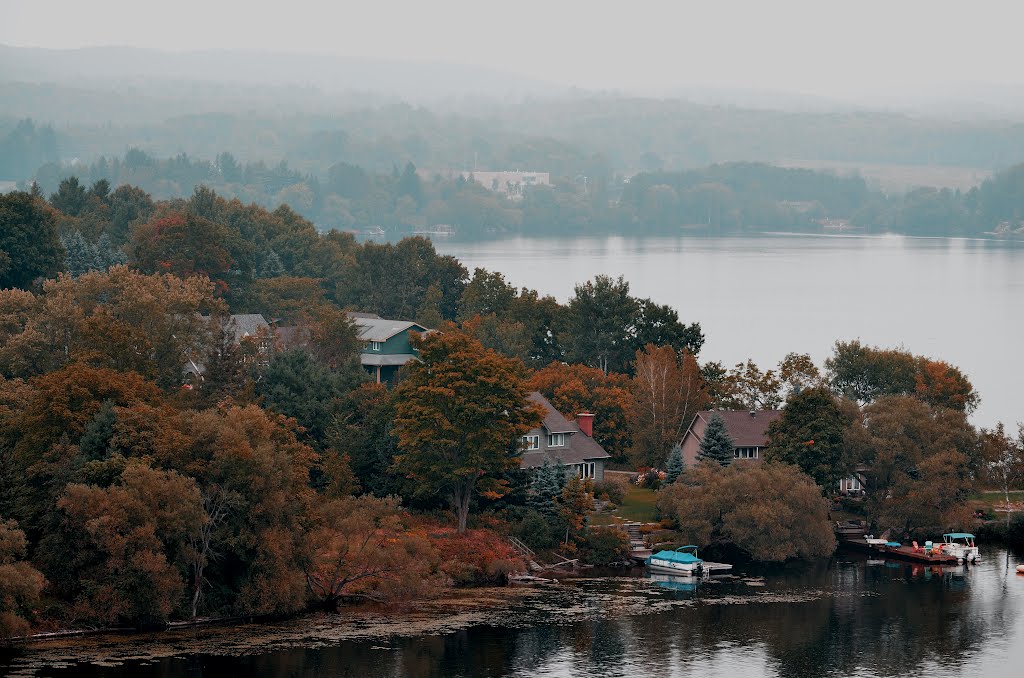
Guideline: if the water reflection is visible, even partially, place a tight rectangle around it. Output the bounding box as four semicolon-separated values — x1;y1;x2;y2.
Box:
4;549;1023;678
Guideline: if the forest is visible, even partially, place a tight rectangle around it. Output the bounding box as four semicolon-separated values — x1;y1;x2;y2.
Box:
1;182;1022;639
6;122;1024;238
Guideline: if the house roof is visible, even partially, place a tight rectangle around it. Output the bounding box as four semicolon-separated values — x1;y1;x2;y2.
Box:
347;313;430;342
520;392;610;468
527;392;576;433
224;314;270;342
688;410;783;448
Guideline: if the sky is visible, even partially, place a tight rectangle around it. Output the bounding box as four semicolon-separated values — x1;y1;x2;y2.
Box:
3;0;1024;99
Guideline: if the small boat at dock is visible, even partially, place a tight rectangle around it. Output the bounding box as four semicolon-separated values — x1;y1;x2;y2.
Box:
645;545;732;576
939;533;980;563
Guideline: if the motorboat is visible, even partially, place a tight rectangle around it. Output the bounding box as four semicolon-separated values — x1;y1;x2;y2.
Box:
646;545;703;576
940;533;980;563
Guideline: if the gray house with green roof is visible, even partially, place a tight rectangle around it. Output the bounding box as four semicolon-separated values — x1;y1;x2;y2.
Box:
519;392;610;483
347;312;431;383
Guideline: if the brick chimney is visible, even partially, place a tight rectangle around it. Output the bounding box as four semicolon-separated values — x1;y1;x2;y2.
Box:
577;412;595;437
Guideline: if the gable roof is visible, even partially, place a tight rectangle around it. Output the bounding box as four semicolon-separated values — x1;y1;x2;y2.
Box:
347;313;430;343
225;315;270;342
527;392;576;433
688;410;783;448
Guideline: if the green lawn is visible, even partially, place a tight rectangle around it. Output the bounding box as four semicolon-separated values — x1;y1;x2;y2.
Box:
616;485;660;523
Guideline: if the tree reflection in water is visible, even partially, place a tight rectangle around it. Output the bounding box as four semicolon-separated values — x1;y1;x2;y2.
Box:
3;549;1022;678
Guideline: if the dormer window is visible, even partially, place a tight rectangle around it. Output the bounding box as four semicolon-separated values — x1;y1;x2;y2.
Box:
547;433;565;448
369;341;382;351
522;435;540;450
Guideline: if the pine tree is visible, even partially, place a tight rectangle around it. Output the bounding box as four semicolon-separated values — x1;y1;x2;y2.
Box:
79;400;117;461
96;233;127;269
529;460;562;519
61;230;96;278
697;413;735;466
665;443;685;482
259;249;285;279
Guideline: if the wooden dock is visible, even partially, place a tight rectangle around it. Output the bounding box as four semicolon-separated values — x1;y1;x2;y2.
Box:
701;561;733;573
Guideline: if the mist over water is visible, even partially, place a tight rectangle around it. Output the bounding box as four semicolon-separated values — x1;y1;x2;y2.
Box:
435;232;1024;429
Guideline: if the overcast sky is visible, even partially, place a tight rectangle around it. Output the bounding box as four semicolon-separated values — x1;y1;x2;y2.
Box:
3;0;1023;98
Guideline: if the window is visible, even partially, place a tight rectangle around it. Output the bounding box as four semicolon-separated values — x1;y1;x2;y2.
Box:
522;435;540;451
841;476;863;492
369;341;382;351
547;433;565;447
734;447;760;459
579;462;595;479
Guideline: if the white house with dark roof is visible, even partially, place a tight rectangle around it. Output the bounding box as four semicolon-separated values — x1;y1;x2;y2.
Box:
346;312;432;383
519;392;611;482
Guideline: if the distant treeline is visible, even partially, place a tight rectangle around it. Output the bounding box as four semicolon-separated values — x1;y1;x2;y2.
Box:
7;120;1024;237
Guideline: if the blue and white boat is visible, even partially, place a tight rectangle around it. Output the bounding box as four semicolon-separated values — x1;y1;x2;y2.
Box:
645;545;704;576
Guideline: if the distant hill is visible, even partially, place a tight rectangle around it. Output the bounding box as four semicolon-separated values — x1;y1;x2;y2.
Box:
0;45;566;102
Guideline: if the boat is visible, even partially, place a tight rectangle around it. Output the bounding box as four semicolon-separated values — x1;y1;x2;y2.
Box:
940;533;980;563
645;545;704;576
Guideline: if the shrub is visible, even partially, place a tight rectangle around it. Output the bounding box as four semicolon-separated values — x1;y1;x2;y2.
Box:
582;528;632;565
657;461;836;562
429;528;524;586
515;510;558;551
593;478;626;505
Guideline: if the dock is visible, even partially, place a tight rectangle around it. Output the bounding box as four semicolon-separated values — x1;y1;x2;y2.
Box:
881;545;959;564
701;561;733;573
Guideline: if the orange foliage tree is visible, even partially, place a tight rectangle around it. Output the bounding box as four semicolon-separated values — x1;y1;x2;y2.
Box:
393;328;542;533
527;361;634;461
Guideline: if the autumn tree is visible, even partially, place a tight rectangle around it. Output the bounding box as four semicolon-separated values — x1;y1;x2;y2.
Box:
629;344;709;469
778;352;823;397
528;361;634;460
559;475;594;549
41;461;204;627
845;395;980;535
303;495;436;608
0;518;46;638
765;387;857;491
129;210;238;285
980;423;1024;526
826;341;978;413
393;328;542;533
657;462;836;562
724;359;783;410
0;191;64;290
0;266;218;387
697;413;735;466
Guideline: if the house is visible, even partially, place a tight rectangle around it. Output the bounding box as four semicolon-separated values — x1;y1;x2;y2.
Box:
679;409;783;467
184;313;273;380
519;392;611;482
347;312;431;384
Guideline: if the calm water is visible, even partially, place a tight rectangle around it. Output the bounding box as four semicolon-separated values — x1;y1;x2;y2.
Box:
4;548;1024;677
435;233;1024;429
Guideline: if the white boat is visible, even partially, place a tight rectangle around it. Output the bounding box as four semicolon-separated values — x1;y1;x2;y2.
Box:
940;533;980;563
645;545;703;576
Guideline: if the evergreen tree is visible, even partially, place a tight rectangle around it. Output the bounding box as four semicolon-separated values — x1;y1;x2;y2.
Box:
61;230;95;278
258;249;286;279
697;413;735;466
79;400;117;461
665;443;685;483
95;233;127;269
528;460;563;519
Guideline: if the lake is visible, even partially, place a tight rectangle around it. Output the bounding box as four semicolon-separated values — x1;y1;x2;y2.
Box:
4;548;1023;677
435;233;1024;429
